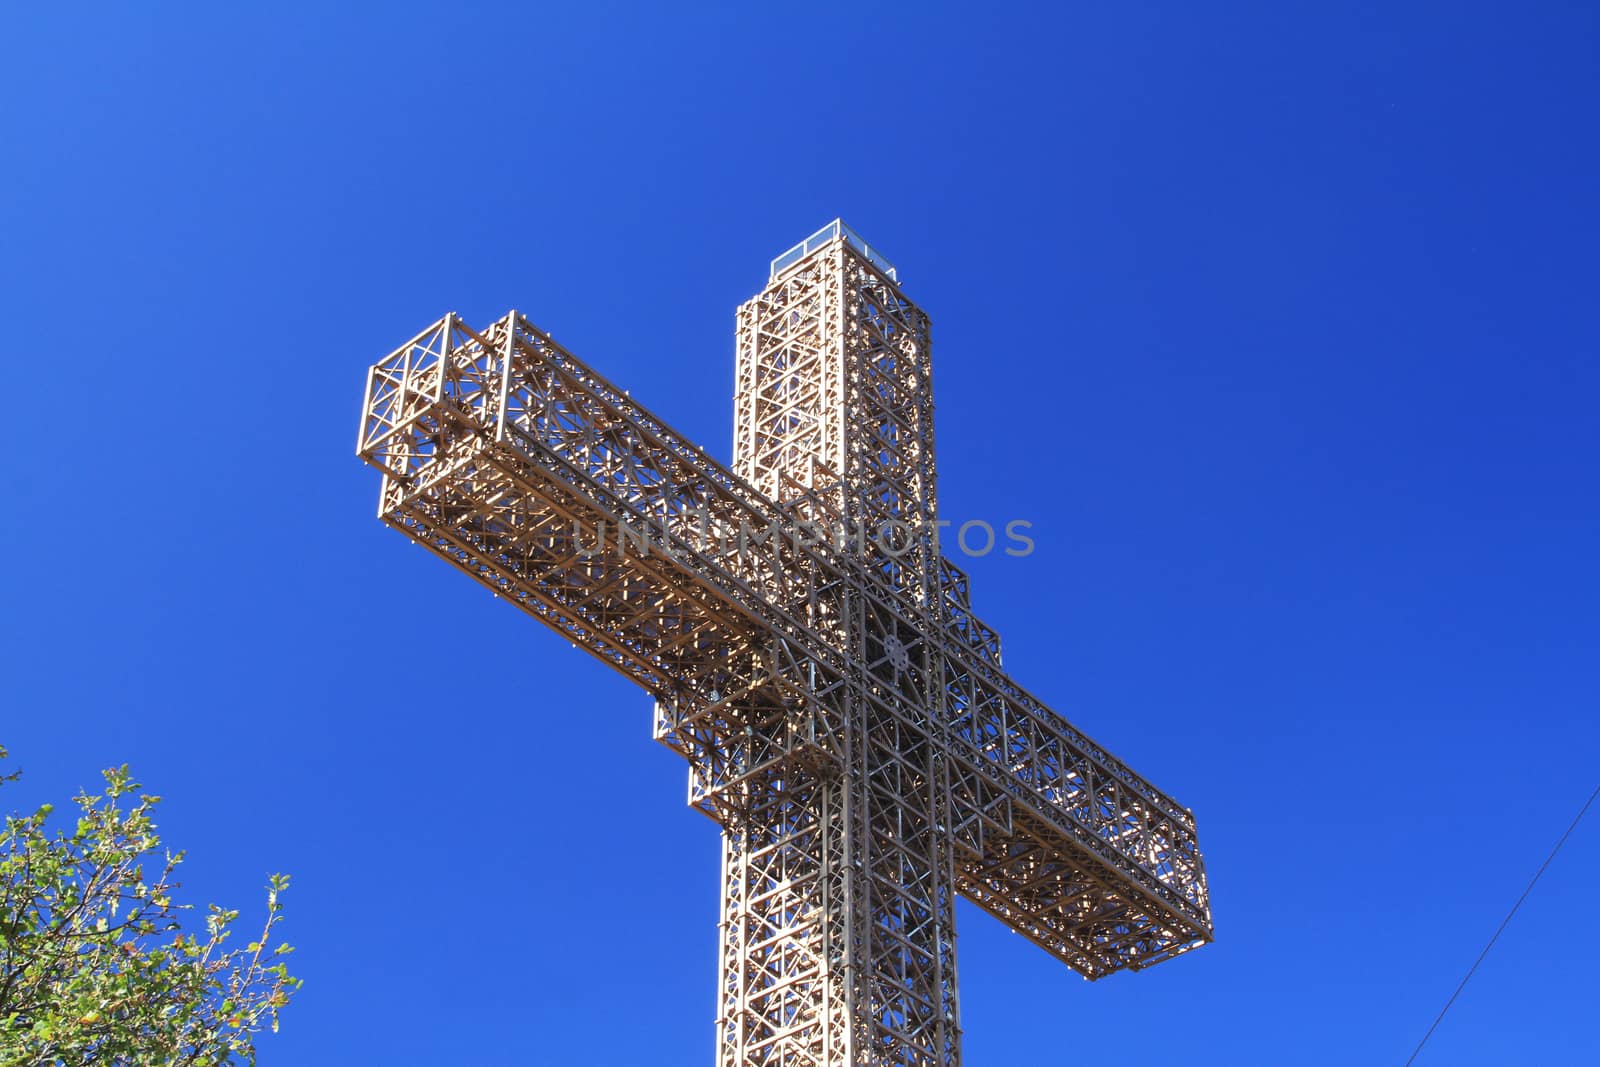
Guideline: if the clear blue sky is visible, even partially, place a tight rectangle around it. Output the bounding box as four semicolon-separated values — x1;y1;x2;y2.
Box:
3;4;1596;1064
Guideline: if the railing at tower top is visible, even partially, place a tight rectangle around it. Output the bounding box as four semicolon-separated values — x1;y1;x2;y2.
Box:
770;219;899;283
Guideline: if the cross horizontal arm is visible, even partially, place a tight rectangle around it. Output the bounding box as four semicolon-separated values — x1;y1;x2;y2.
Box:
937;636;1211;977
358;309;1212;984
357;311;850;702
929;555;1211;977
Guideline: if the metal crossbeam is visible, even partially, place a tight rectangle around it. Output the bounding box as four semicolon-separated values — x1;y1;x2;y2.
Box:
357;226;1212;1066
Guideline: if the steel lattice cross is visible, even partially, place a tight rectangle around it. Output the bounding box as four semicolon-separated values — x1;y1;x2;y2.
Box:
356;221;1212;1066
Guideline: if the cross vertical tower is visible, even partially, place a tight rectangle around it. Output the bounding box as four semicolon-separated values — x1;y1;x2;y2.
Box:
356;220;1212;1067
724;224;954;1064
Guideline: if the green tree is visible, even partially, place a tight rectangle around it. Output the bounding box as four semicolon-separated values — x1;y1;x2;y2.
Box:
0;747;299;1065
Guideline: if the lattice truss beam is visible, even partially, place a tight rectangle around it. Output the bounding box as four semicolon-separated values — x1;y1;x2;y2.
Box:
357;234;1211;1067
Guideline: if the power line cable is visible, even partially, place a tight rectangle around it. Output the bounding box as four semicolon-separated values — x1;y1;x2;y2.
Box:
1404;781;1600;1065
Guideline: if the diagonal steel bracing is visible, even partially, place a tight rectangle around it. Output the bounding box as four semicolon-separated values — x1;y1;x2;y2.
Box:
357;220;1211;1066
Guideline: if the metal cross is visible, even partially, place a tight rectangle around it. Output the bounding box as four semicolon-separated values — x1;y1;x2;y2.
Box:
356;220;1211;1066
